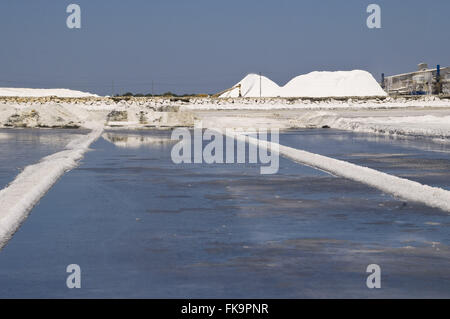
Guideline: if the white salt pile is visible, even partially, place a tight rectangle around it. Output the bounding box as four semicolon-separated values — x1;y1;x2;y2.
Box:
220;70;387;98
0;87;98;98
281;70;387;97
220;74;281;98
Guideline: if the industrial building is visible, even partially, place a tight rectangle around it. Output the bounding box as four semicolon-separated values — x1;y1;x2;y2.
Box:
382;63;450;95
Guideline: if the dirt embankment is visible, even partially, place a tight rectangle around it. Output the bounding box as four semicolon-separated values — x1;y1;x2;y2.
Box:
1;95;449;129
0;97;196;129
1;94;449;106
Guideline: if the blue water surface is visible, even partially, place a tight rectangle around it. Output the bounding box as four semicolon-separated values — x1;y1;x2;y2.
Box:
0;129;449;298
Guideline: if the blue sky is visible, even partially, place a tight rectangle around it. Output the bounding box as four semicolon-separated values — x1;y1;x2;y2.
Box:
0;0;449;95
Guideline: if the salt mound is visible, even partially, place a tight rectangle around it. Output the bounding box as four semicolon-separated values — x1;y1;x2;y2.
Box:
220;74;280;98
220;70;386;98
0;87;98;98
281;70;387;97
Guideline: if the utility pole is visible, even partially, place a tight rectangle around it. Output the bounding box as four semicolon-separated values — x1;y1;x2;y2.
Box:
259;72;262;98
112;80;115;97
152;80;154;97
436;65;441;95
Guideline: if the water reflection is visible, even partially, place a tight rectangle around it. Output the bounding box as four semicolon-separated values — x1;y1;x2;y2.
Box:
102;132;176;149
350;134;450;154
0;129;87;147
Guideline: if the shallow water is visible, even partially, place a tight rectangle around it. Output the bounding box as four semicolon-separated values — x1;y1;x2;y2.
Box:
280;129;450;190
0;129;449;298
0;129;88;189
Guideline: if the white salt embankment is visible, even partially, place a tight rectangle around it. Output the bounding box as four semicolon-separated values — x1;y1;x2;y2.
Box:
0;87;98;98
293;112;450;139
232;132;450;213
0;127;103;249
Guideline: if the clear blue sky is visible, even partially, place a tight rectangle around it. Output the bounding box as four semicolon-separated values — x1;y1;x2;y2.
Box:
0;0;449;95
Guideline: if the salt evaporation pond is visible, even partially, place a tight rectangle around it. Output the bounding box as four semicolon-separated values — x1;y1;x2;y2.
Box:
279;129;450;191
0;129;89;190
0;129;449;298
